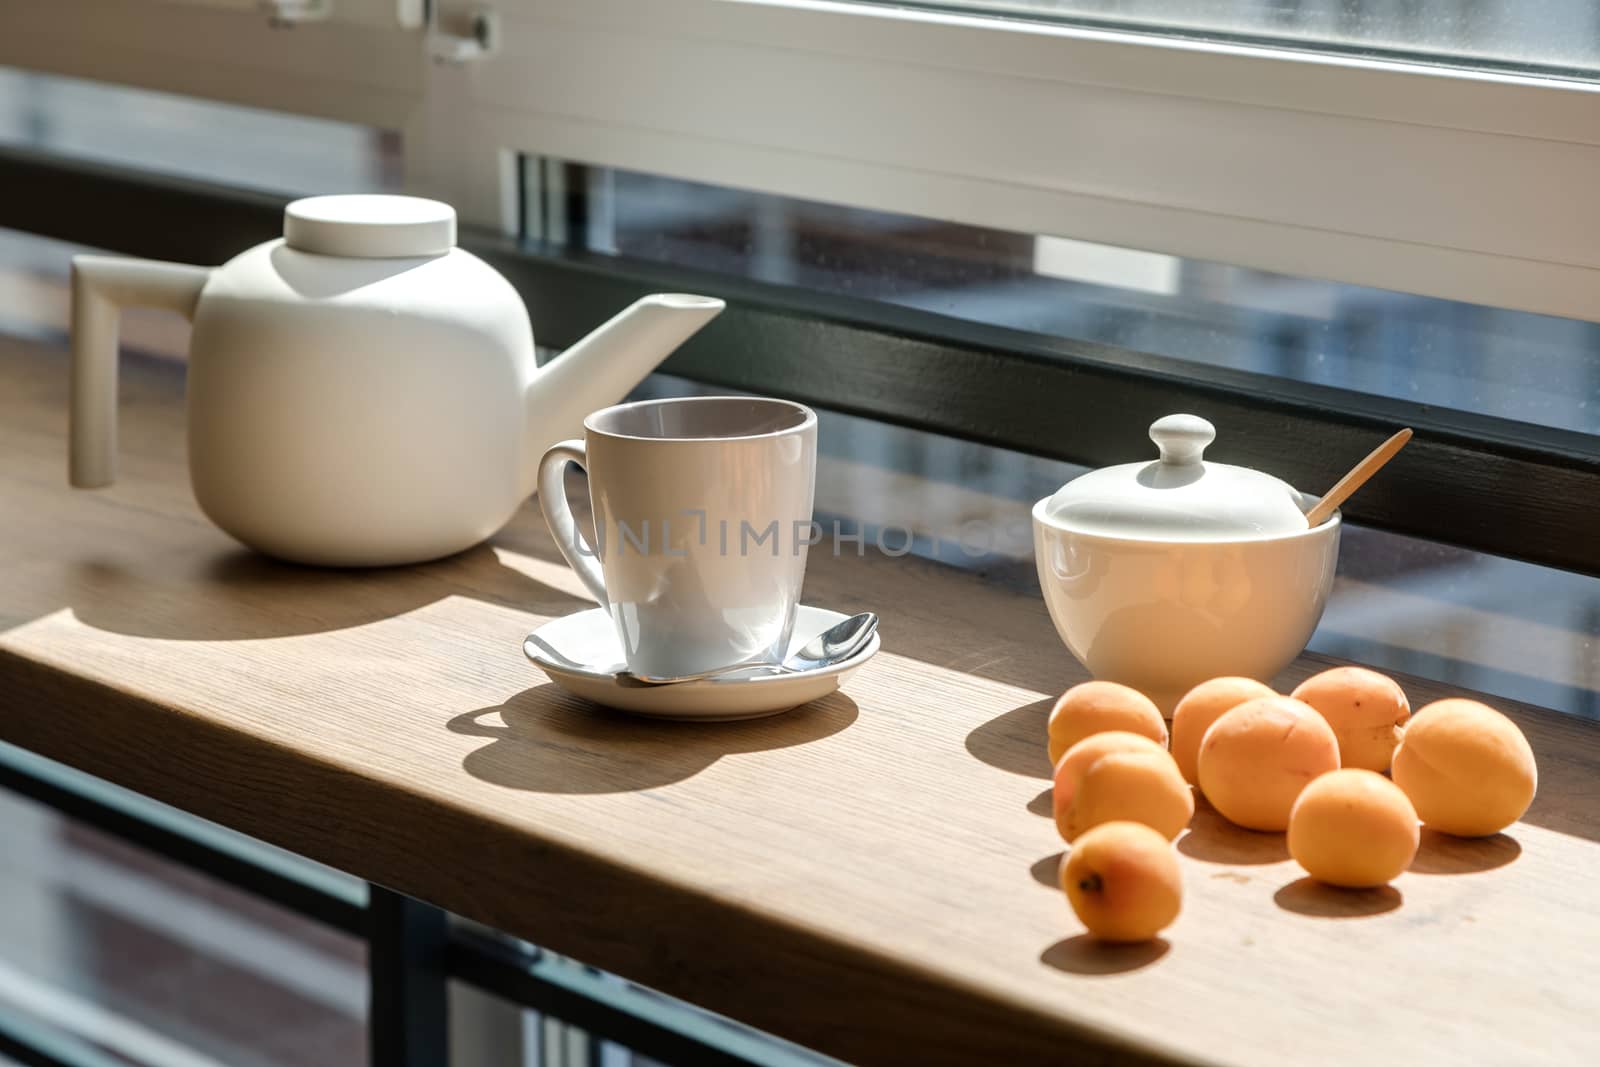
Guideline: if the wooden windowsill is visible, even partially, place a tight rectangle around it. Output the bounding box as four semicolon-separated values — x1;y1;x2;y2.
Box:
1;334;1596;1065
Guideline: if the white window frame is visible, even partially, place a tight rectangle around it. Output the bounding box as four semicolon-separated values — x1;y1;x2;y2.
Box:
4;0;1599;322
0;0;425;129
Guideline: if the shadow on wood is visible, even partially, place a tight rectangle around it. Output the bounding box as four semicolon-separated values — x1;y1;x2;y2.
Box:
448;686;859;793
1031;851;1063;889
1408;830;1521;875
48;544;588;642
1026;787;1053;817
1273;878;1402;918
1175;808;1288;866
964;697;1054;780
1040;935;1169;975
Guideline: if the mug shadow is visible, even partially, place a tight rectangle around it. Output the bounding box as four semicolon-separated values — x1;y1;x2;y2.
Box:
448;684;859;794
1273;877;1402;918
1175;806;1289;865
1407;830;1521;874
67;543;589;641
965;697;1055;780
1040;935;1170;975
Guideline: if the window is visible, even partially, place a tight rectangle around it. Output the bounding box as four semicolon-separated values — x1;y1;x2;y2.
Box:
463;0;1600;324
540;162;1600;435
887;1;1600;74
8;0;1598;317
0;70;400;196
0;744;367;1067
0;70;398;346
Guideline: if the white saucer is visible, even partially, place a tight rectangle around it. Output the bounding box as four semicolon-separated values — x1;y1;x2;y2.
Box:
523;605;878;721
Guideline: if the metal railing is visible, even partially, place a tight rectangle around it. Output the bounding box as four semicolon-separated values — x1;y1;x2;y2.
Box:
0;741;809;1067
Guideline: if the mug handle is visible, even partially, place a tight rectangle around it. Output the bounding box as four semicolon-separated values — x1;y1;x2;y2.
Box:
536;439;610;608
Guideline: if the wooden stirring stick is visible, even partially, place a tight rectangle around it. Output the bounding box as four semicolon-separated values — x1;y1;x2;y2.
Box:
1304;428;1413;527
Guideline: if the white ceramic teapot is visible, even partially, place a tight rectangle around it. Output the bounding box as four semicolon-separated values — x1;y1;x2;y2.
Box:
69;194;724;566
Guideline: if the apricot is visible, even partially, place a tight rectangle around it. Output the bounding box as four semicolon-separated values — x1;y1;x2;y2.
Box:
1059;750;1193;843
1288;769;1419;887
1046;681;1167;767
1052;731;1167;816
1391;699;1536;837
1291;666;1411;772
1196;696;1340;831
1061;821;1182;942
1170;677;1277;786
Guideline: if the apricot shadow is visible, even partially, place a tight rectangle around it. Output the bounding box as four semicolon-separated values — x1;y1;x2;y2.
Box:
1040;935;1169;975
964;697;1055;780
1026;788;1053;817
448;685;858;794
1407;830;1521;874
1175;808;1288;866
1273;877;1402;918
1030;852;1063;888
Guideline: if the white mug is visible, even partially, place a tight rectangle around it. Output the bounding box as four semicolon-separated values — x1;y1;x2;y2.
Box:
538;396;818;677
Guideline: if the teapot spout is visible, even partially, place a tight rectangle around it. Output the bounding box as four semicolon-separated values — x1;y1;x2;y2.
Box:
523;293;725;492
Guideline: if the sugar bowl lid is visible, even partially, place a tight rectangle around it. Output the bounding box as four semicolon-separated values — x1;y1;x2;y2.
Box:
1042;414;1310;540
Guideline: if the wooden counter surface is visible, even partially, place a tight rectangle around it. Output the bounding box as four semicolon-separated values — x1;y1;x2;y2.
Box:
1;335;1597;1066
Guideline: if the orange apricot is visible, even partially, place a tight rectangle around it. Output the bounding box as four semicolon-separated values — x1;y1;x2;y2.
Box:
1391;699;1536;837
1059;749;1194;843
1052;731;1167;817
1061;821;1182;942
1046;681;1167;767
1170;676;1278;786
1291;666;1411;772
1288;769;1419;887
1196;696;1341;831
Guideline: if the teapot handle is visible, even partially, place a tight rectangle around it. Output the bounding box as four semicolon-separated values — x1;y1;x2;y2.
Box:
70;255;211;488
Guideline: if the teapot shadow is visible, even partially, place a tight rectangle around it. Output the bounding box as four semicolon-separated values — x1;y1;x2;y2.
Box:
68;543;589;642
448;685;859;794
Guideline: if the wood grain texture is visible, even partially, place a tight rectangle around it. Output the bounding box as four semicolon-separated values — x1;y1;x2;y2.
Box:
1;335;1598;1066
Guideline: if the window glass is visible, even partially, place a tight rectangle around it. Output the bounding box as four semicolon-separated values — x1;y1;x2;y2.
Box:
539;163;1600;437
0;67;399;345
0;68;399;194
446;955;841;1067
0;787;366;1067
886;1;1600;76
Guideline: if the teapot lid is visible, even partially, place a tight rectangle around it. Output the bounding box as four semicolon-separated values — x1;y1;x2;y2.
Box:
1041;414;1310;540
284;195;456;258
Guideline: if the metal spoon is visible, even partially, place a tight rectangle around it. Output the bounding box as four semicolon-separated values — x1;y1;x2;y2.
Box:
617;612;878;687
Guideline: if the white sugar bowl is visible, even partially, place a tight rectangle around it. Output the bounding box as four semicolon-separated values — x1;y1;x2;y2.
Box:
1031;414;1340;713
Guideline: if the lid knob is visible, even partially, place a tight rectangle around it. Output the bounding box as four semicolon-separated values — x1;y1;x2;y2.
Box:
284;194;456;258
1149;414;1214;467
